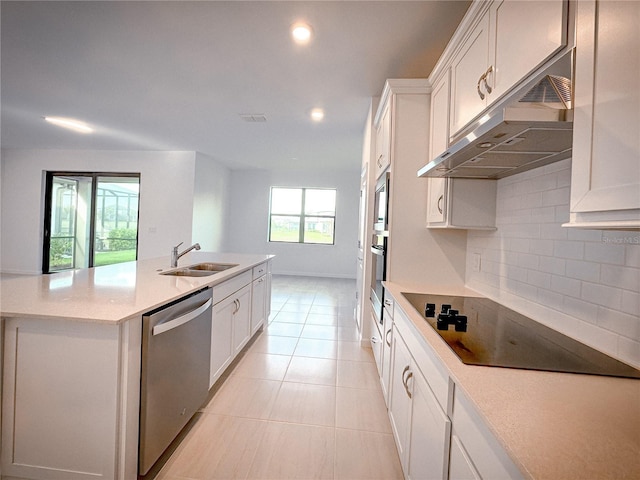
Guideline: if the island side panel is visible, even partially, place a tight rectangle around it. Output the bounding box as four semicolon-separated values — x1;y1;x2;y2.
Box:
1;317;122;480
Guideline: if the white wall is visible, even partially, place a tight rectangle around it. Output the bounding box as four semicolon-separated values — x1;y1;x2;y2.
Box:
466;159;640;367
226;168;360;278
0;149;197;274
192;152;231;252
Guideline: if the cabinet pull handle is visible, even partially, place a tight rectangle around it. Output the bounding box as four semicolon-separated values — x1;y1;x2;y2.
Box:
385;329;392;347
371;336;379;344
484;66;493;94
401;365;412;399
437;194;444;214
404;372;413;399
476;73;486;100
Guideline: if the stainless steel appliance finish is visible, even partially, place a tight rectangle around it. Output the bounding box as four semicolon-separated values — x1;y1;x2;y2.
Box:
418;52;574;179
373;171;390;235
139;287;213;475
402;292;640;379
370;234;386;323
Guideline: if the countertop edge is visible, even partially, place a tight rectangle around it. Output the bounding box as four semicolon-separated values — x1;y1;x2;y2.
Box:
0;253;275;324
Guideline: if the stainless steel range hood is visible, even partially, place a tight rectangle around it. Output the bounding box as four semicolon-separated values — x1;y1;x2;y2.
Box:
419;52;574;179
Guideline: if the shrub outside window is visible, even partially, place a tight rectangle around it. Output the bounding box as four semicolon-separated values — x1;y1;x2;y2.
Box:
269;187;336;244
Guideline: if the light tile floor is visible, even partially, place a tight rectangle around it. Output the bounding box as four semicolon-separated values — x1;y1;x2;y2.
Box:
157;275;403;480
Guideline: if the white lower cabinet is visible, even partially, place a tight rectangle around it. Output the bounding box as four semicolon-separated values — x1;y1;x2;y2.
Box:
1;316;141;480
251;275;267;335
389;324;451;479
383;294;523;480
370;312;384;375
449;434;481;480
210;269;261;388
451;388;523;480
380;297;394;404
210;294;234;388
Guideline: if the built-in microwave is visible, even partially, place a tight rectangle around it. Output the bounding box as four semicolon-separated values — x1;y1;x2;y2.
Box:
373;170;390;235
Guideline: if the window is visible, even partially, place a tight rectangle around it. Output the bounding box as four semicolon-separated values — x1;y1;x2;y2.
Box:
43;172;140;273
269;187;336;244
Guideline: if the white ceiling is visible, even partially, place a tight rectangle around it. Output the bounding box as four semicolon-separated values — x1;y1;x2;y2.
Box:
1;1;470;171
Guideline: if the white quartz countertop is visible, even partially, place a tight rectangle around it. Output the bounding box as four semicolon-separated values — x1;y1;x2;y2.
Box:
0;252;274;324
384;281;640;480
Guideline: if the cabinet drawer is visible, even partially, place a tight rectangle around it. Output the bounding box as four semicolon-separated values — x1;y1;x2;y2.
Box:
394;305;449;412
212;271;252;305
252;262;268;279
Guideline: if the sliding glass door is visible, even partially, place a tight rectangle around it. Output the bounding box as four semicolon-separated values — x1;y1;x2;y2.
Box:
43;172;140;273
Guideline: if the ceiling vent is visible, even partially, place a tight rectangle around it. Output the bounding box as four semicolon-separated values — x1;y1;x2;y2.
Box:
239;114;267;123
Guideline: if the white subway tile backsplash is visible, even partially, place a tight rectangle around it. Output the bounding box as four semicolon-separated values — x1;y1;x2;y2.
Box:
553;240;585;260
597;306;640;338
581;282;622;311
584;242;626;265
621;290;640;317
565;259;601;283
466;161;639;364
600;264;640;292
538;256;566;275
542;186;570;207
550;274;582;298
562;296;599;325
540;223;568;240
527;270;551;289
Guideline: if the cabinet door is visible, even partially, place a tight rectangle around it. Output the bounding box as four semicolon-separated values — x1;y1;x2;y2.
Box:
232;284;252;355
388;327;413;472
407;368;452;480
449;434;481;480
380;300;394;404
569;0;640;228
375;104;392;178
210;297;234;388
429;71;450;161
370;312;383;375
427;178;447;225
251;276;267;335
490;0;567;100
450;13;490;136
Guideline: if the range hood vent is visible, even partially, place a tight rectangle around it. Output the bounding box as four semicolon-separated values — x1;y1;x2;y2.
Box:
419;52;574;180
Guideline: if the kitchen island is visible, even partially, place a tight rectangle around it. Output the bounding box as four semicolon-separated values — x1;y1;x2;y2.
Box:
383;281;640;480
0;252;273;480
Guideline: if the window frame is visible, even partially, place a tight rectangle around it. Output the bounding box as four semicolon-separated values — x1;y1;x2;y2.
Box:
268;187;337;245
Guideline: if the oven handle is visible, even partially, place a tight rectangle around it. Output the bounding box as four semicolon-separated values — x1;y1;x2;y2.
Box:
370;245;385;255
153;298;213;336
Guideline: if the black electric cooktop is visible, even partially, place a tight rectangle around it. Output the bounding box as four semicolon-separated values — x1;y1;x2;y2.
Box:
402;293;640;379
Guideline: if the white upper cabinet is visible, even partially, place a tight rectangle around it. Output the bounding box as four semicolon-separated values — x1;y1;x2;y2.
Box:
490;0;568;100
374;101;392;179
449;0;568;139
567;0;640;229
450;12;491;136
428;71;496;229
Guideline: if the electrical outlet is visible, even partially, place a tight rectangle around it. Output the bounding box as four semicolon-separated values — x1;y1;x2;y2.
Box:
471;253;481;272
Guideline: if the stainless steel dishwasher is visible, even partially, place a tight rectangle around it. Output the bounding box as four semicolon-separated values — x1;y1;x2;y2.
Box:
139;287;212;476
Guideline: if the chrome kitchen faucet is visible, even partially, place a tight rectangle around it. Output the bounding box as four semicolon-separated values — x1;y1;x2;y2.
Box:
171;242;201;267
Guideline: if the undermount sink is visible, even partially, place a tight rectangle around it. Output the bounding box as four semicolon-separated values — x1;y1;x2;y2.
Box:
160;262;239;277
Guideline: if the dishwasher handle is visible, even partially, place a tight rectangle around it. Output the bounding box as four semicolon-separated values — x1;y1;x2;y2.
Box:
152;298;213;336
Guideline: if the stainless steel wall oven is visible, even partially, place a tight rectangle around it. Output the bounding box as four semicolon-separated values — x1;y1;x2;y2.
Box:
370;170;390;323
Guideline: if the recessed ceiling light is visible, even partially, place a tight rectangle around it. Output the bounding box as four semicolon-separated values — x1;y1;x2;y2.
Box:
291;22;313;44
44;116;93;134
310;108;324;122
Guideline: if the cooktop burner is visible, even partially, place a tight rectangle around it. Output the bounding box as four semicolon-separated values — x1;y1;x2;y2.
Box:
402;292;640;379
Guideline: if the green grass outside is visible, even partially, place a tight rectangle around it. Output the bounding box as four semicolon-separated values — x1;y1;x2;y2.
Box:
94;249;137;266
